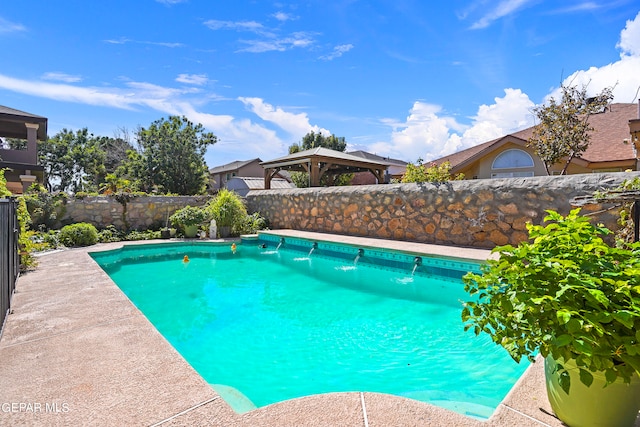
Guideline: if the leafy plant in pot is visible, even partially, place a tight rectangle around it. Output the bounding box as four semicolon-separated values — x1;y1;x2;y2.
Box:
207;189;247;238
169;205;208;238
461;209;640;427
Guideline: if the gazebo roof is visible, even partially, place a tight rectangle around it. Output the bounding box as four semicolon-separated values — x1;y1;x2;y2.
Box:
0;105;48;140
260;147;389;188
261;147;389;169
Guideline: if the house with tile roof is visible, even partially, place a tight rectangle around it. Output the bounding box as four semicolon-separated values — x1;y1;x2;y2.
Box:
433;102;640;179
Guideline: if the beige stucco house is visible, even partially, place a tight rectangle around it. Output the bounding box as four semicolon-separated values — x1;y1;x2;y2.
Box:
434;102;640;179
209;158;266;191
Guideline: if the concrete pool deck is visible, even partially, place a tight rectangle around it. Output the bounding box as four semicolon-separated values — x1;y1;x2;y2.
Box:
0;232;570;426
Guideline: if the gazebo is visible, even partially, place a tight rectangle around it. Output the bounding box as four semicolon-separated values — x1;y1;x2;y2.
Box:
261;147;389;189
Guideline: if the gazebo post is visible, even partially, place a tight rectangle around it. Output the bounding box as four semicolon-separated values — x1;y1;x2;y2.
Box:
264;168;272;190
371;168;384;184
310;161;320;187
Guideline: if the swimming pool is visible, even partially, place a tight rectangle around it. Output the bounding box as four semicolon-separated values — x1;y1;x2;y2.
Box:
90;236;529;420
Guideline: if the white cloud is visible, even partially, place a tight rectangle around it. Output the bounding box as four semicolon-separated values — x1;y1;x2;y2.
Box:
178;105;286;164
370;89;535;162
0;74;139;110
103;37;183;48
320;44;354;61
238;32;316;53
470;0;535;29
204;17;318;53
369;11;640;163
272;12;297;22
147;41;184;48
203;19;266;34
549;11;640;104
156;0;187;5
104;37;130;44
238;97;330;138
42;72;82;83
473;88;536;135
0;71;299;166
0;16;26;33
617;11;640;57
176;73;208;85
370;103;460;162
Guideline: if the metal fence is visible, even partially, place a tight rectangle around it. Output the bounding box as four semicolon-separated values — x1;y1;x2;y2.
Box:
0;198;19;336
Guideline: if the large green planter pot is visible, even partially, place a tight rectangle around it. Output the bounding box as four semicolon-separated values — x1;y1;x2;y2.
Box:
183;225;199;238
545;356;640;427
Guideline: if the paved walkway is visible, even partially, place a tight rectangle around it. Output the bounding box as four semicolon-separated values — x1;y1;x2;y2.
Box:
0;234;567;426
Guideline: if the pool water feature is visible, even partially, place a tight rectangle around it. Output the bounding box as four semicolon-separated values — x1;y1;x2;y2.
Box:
90;238;529;420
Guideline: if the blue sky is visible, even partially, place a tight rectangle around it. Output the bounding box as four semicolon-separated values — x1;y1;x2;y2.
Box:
1;1;639;168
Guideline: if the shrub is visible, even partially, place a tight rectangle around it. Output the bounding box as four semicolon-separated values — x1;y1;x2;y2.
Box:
207;189;247;233
0;170;38;270
59;223;99;247
32;230;62;249
237;212;269;235
169;205;209;228
124;230;160;241
611;176;639;244
462;209;640;392
401;159;464;183
97;225;124;243
23;184;67;231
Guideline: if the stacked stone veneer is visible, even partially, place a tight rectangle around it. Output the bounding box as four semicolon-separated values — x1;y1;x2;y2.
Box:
61;196;210;230
246;173;639;249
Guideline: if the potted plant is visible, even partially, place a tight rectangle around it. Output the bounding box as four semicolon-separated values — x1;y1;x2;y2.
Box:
461;209;640;427
207;189;247;238
169;205;208;238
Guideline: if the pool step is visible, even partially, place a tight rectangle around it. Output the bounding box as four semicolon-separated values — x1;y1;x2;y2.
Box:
209;383;257;414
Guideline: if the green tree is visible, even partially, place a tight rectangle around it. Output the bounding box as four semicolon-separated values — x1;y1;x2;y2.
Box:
4;137;27;150
129;116;217;195
288;131;352;187
401;159;464;183
39;128;106;193
289;131;347;153
99;173;134;195
527;84;614;175
96;135;134;176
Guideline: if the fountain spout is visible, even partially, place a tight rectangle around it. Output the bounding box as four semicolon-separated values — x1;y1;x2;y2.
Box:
308;242;318;257
412;256;422;275
276;237;285;251
354;248;364;265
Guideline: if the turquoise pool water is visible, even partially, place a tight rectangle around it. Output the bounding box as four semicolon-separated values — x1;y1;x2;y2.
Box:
91;240;528;419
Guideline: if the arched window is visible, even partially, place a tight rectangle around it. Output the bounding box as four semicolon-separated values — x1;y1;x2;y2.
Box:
492;149;534;170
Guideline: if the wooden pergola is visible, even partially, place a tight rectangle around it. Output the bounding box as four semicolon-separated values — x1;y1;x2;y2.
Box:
261;147;389;189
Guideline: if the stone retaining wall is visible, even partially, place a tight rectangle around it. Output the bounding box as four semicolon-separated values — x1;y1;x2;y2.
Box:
61;196;210;230
245;172;638;249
